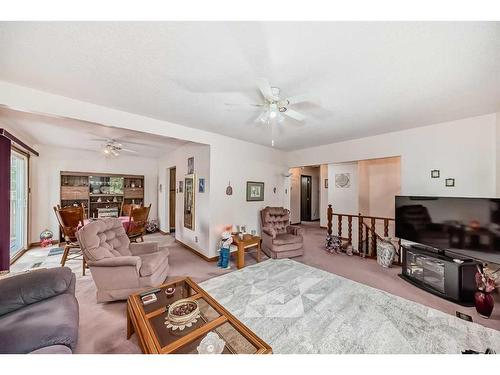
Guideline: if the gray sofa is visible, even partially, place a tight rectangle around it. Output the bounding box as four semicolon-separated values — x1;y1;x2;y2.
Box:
0;267;79;354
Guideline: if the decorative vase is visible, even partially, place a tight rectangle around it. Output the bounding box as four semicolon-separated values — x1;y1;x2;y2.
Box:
377;239;396;268
474;290;494;318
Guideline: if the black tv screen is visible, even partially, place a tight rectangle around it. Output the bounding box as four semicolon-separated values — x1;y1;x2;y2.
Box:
395;196;500;263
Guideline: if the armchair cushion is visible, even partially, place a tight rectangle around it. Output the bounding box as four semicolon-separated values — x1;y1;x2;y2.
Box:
77;218;131;261
130;241;159;255
262;227;277;239
139;250;169;277
0;267;74;317
273;233;303;245
287;225;304;236
87;256;141;270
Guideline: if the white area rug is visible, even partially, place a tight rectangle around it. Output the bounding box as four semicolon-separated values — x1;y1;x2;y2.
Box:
200;258;500;354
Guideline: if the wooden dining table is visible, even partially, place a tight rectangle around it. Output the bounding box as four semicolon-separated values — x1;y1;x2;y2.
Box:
83;216;131;228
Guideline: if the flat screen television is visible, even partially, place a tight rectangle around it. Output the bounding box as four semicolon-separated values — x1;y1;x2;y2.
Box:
395;196;500;264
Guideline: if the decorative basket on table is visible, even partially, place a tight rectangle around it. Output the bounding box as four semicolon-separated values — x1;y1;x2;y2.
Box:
164;298;201;331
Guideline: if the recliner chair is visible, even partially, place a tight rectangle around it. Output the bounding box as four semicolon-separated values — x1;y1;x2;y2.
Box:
76;217;170;302
260;206;304;259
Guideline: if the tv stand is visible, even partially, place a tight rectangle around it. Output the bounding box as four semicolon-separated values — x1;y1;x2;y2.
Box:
400;244;480;306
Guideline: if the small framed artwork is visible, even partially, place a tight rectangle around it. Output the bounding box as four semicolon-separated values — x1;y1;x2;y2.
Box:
198;177;205;193
178;180;183;193
431;170;440;178
187;157;194;174
445;178;455;187
246;181;264;201
324;179;328;188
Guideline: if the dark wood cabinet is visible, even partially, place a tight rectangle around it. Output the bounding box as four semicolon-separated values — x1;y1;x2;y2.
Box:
60;171;144;219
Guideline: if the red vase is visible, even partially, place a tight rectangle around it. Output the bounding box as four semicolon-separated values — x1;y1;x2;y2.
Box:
474;291;494;318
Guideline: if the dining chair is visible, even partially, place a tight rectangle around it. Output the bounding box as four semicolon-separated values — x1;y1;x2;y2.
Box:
53;205;87;275
121;202;141;217
125;204;151;242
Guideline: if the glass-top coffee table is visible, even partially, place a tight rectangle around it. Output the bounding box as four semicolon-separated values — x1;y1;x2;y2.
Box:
126;277;272;354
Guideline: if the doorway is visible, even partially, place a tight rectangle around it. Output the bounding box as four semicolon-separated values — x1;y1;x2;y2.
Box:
10;148;28;261
169;167;176;232
300;175;312;221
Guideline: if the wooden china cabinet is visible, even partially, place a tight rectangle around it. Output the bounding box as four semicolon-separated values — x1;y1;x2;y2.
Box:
60;171;144;219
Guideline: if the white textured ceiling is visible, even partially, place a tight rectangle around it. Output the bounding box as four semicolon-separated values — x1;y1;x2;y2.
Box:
0;106;190;158
0;22;499;150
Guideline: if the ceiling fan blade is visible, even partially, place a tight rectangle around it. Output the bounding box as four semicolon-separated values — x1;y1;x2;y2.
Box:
115;139;151;147
256;78;278;101
224;102;263;107
254;111;268;124
283;109;306;122
120;148;138;154
283;93;316;106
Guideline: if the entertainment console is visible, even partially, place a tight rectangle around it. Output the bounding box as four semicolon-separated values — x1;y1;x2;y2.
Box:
400;244;480;306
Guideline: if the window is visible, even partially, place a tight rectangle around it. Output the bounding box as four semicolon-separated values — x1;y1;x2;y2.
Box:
10;148;28;260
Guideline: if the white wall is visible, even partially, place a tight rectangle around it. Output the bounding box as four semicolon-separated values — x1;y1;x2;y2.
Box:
288;114;498;198
358;156;401;217
208;139;287;258
30;144;158;243
158;140;287;259
496;112;500;196
158;143;211;255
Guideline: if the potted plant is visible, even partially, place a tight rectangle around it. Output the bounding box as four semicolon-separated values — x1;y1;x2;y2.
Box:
474;265;496;319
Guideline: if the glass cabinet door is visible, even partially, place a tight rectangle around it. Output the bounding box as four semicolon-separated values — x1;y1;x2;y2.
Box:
10;149;28;259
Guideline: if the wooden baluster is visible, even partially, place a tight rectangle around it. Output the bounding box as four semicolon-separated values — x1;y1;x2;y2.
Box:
364;224;369;256
347;216;352;245
371;218;376;257
338;215;342;238
358;213;363;255
327;204;333;237
384;219;389;238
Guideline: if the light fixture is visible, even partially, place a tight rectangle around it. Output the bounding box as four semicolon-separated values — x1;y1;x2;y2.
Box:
103;144;120;158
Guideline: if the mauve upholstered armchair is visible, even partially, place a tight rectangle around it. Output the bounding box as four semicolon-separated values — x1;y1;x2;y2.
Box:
260;207;304;259
76;218;170;302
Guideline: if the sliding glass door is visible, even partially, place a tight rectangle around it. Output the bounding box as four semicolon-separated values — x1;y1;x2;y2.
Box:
10;149;28;259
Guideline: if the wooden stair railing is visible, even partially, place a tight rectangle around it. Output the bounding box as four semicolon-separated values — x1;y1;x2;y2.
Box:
326;204;401;263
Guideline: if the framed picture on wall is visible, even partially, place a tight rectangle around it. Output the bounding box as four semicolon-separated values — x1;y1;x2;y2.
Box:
178;180;183;193
184;174;195;230
246;181;264;201
324;179;328;188
187;157;194;174
199;177;205;193
431;169;440;178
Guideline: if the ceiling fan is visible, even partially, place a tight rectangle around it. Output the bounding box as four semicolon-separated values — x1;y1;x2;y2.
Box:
226;78;315;146
90;138;140;158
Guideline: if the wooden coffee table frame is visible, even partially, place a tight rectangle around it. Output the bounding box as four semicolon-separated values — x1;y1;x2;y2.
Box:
127;277;272;354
